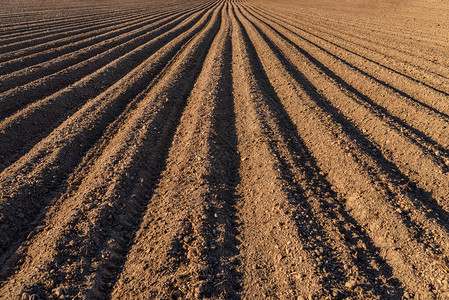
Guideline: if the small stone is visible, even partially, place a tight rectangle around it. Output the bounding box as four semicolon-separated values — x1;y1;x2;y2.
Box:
229;255;241;265
345;279;357;290
21;292;30;300
331;288;342;297
442;279;448;289
53;286;65;297
85;203;96;210
195;285;205;295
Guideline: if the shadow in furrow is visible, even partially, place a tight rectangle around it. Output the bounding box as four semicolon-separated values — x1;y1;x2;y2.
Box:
0;10;158;56
0;10;180;85
233;8;401;297
0;6;205;121
22;4;226;298
25;87;183;298
261;10;449;122
0;9;148;49
0;8;213;175
199;26;242;298
0;7;217;277
253;6;449;95
0;8;140;37
288;8;449;65
241;8;449;243
0;1;215;82
246;6;449;172
311;26;449;97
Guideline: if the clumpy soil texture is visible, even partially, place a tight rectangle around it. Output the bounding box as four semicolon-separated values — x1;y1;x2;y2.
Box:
0;0;449;298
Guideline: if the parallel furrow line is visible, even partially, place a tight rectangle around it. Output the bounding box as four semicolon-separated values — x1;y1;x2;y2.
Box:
240;4;449;271
0;8;140;36
230;3;325;299
275;7;449;48
0;8;176;65
245;5;449;160
253;6;449;85
112;6;241;298
242;4;449;213
235;3;449;298
244;0;449;258
0;3;217;278
0;3;223;299
0;3;209;90
0;9;147;46
233;5;406;299
262;6;449;69
0;7;191;61
0;4;208;128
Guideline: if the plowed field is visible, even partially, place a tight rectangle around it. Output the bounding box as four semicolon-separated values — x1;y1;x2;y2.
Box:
1;0;449;298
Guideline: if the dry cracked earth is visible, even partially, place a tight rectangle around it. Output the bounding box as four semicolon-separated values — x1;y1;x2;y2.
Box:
0;0;449;298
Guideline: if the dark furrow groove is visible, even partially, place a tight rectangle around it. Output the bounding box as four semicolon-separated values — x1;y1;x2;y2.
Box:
0;5;207;91
244;5;449;178
0;5;218;277
240;4;449;253
233;5;401;298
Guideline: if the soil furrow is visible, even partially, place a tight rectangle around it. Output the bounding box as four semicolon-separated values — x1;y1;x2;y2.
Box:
233;5;407;299
230;3;325;299
0;3;217;275
248;6;449;130
0;10;169;62
112;5;242;298
0;10;145;47
238;6;449;281
0;10;180;75
0;16;130;41
269;4;449;54
0;2;211;67
263;10;449;107
234;3;449;298
0;8;190;66
0;3;223;299
0;6;165;39
0;6;215;172
252;6;449;92
0;15;157;56
0;11;137;41
242;5;449;214
0;3;199;51
259;5;449;71
0;0;447;298
0;6;210;122
0;5;207;92
271;9;449;86
0;8;141;35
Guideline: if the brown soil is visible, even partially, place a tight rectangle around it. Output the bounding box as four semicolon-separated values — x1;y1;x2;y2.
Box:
1;0;449;298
